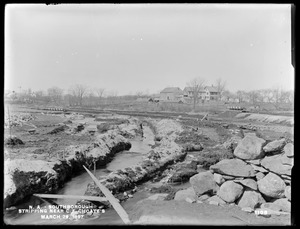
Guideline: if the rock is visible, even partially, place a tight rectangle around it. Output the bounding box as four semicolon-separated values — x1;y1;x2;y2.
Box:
237;189;265;209
185;197;196;203
257;172;286;199
234;135;266;160
217;181;244;203
222;175;235;180
283;143;294;158
255;172;265;181
148;193;169;201
223;136;242;152
169;168;197;183
260;154;293;176
209;201;219;206
97;123;113;133
47;125;66;134
246;159;261;165
272;198;291;212
261;203;282;212
250;164;268;173
174;187;196;201
189;171;218;196
4;136;24;146
284;186;291;201
234;179;258;190
280;174;291;181
263;138;286;154
207;195;226;205
209;159;255;178
213;173;225;185
198;194;211;201
242;207;254;213
28;129;36;134
150;184;174;194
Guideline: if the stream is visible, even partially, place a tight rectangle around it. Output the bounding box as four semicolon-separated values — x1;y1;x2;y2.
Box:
4;126;158;225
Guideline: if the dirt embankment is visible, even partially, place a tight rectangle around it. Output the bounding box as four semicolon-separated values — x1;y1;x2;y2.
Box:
83;119;187;203
4;112;143;208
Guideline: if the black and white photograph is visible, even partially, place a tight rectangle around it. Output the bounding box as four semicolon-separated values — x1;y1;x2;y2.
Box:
4;3;294;225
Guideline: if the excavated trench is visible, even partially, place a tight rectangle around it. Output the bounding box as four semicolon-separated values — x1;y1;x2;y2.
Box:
3;126;158;225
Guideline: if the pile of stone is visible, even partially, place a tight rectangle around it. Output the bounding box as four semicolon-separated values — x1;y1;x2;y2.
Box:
174;134;293;215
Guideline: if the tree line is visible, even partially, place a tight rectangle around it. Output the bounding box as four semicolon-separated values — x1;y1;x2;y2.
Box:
5;81;294;110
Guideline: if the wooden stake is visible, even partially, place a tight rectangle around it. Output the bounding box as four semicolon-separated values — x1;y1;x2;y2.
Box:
83;165;131;224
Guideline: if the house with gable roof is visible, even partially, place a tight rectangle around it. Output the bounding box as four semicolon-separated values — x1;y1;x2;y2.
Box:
159;87;183;101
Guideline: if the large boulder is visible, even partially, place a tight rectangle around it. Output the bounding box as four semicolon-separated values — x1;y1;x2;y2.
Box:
209;159;255;178
283;143;294;158
174;187;196;202
260;154;293;176
272;198;291;212
234;178;258;190
234;135;266;160
237;189;265;209
257;172;286;199
263;138;286;154
189;171;218;196
217;181;244;203
284;186;291;201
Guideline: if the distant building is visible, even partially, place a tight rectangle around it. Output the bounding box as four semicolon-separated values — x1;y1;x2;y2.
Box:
160;87;183;101
183;87;206;100
183;85;220;101
204;85;220;101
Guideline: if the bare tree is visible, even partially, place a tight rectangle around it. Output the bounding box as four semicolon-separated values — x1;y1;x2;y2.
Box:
248;90;260;105
260;89;274;103
222;90;235;102
69;84;88;106
94;88;105;105
187;78;205;111
215;78;226;100
47;86;64;105
95;88;105;98
236;90;246;103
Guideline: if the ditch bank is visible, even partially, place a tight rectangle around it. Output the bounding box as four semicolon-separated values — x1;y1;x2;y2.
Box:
4;127;136;209
82;119;187;205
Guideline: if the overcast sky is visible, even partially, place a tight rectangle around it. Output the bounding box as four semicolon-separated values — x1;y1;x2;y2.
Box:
5;4;294;96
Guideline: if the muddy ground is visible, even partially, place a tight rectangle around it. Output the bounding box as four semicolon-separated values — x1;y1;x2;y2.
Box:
4;104;294;225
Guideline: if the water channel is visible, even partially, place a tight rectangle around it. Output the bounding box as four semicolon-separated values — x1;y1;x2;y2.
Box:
4;126;159;225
